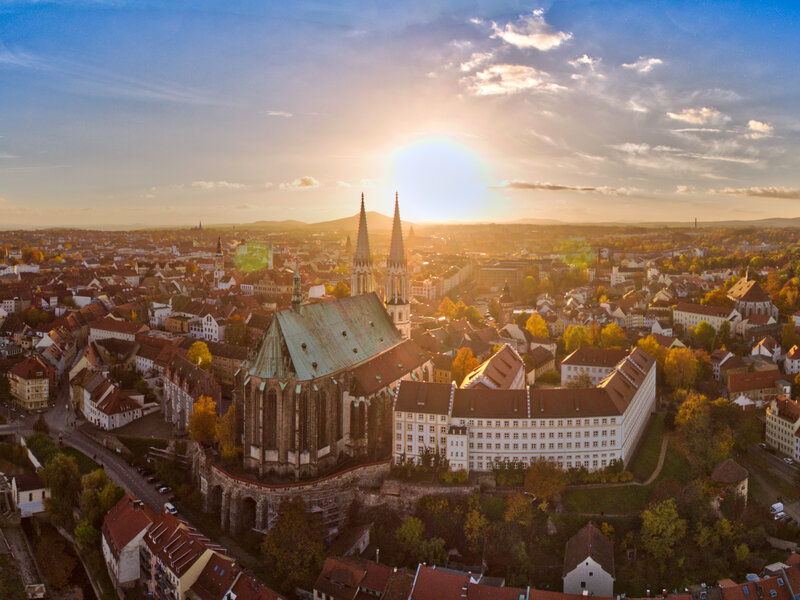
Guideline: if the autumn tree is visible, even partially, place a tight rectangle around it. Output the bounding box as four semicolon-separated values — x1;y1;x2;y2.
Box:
523;458;565;508
463;503;488;553
525;313;549;338
637;335;667;369
216;403;242;461
35;528;76;590
702;288;732;308
188;395;217;442
676;393;735;475
782;322;799;352
693;321;716;347
42;454;81;526
504;493;533;528
261;497;325;593
640;498;686;565
664;347;698;390
437;297;457;320
326;280;351;299
600;323;627;348
564;325;591;353
451;347;479;385
187;340;212;369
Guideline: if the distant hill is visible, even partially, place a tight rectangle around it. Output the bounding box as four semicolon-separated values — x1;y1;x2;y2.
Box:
236;211;405;234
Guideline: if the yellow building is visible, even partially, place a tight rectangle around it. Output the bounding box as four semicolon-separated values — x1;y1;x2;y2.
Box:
8;356;50;411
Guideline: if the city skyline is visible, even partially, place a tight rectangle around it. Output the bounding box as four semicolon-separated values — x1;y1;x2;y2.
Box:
2;1;800;227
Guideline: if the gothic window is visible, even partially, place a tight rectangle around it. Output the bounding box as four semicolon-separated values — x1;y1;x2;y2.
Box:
265;389;277;450
317;391;328;448
299;391;309;451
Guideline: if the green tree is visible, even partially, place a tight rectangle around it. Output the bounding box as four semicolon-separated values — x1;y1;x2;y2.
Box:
188;395;217;442
187;340;212;369
734;543;750;563
261;497;325;593
600;323;627;348
640;498;686;563
694;321;716;347
464;506;488;553
74;519;100;551
42;454;81;526
451;347;479;385
718;320;732;348
782;322;799;352
79;469;124;529
417;537;447;566
396;516;425;562
525;313;549;338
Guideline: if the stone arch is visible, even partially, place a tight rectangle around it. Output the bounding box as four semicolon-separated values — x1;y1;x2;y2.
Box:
239;495;258;534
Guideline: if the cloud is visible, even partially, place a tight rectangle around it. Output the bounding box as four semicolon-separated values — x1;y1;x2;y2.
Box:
491;9;572;51
0;43;41;69
460;51;494;72
711;186;800;199
263;110;293;118
492;180;629;195
191;180;248;190
676;185;695;194
337;179;374;189
568;54;604;81
622;57;663;73
746;119;773;139
461;64;565;96
236;204;255;210
666;107;729;125
279;176;320;191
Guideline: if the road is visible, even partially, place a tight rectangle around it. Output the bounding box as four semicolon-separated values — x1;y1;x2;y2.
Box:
750;443;800;481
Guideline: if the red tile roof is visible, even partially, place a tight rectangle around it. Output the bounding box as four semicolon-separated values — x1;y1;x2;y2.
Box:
102;494;156;561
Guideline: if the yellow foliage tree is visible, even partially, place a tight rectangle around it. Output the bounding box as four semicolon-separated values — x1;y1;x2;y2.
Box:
525;313;549;338
451;347;479;385
189;395;217;442
215;403;242;460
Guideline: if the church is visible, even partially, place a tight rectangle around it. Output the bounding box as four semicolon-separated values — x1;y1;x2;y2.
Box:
238;194;430;479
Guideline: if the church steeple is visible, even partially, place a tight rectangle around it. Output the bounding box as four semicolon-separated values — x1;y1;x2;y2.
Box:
351;193;374;296
213;236;224;287
292;265;303;311
385;192;410;339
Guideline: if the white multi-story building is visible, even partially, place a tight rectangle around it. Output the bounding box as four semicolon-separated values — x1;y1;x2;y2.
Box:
785;345;800;376
393;348;657;473
89;317;149;343
560;348;628;387
766;397;800;457
673;302;741;332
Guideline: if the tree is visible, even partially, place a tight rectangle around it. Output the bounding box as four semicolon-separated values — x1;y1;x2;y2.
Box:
262;497;324;593
35;528;76;590
74;519;100;551
718;320;732;348
463;506;488;553
187;341;212;369
694;321;716;347
79;469;123;529
503;493;533;528
523;458;565;508
215;403;242;461
640;498;686;563
451;347;479;385
185;262;198;275
42;454;81;526
525;313;549;338
437;297;457;320
188;395;217;442
782;322;799;351
637;335;668;369
326;280;350;299
703;288;732;308
664;347;698;390
600;323;627;348
564;325;591;353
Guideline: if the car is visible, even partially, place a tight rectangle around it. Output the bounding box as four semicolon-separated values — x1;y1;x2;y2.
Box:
157;486;172;494
775;511;788;520
759;442;767;449
146;476;159;484
784;457;794;465
163;502;178;515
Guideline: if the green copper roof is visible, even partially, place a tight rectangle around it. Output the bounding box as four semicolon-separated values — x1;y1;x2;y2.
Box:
248;292;401;381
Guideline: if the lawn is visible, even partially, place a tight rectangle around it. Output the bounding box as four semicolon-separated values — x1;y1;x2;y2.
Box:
60;447;100;475
561;440;690;515
627;413;666;481
118;435;169;462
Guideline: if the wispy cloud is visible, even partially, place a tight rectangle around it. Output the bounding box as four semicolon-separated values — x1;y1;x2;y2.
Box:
461;64;565;96
262;110;293;118
666;107;729;125
236;204;255;210
712;186;800;199
491;9;572;51
336;179;374;189
676;185;695;194
279;176;320;191
191;180;248;190
492;180;630;195
459;51;494;72
622;57;663;73
0;43;42;69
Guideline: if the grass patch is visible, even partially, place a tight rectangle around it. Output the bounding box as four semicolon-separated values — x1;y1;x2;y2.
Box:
0;553;27;600
60;447;100;475
561;440;690;515
627;413;666;481
118;435;168;459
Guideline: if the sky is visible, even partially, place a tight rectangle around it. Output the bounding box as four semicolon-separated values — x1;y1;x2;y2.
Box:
2;0;800;228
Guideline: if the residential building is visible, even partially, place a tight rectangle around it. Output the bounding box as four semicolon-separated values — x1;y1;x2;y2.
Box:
102;494;157;589
8;355;51;410
461;344;525;390
563;522;615;597
673;302;741;333
89;317;149;343
313;556;407;600
12;472;48;517
729;371;791;409
766;397;800;457
785;345;800;376
163;354;222;430
560;348;628;387
394;348;656;473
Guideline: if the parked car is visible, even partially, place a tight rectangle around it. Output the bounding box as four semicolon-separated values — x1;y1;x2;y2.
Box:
784;457;794;465
759;442;767;449
163;502;178;515
774;511;787;520
146;476;159;484
157;486;172;495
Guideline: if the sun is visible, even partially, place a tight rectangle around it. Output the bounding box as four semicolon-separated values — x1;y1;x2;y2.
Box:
386;135;491;222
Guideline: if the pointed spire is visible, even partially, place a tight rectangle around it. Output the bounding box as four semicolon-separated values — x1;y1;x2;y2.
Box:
388;191;406;267
292;262;302;311
353;193;372;266
216;236;222;256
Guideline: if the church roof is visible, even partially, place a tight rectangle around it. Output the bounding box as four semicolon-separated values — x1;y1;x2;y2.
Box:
387;193;406;267
248;292;403;381
727;277;770;303
353;194;372;266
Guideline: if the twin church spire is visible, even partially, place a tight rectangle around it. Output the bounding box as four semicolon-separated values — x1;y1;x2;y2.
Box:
351;192;410;339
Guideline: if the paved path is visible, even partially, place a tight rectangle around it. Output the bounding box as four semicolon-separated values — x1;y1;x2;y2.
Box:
563;437;669;491
1;525;43;587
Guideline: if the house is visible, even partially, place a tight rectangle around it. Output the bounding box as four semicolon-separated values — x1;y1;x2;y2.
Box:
710;350;736;382
729;371;791;409
101;494;157;588
313;556;402;600
766;397;800;457
563;522;615;598
560;348;628;387
785;345;800;376
408;564;523;600
141;512;227;600
163;354;222;430
673;302;740;334
526;345;556;384
88;317;149;343
11;472;48;517
710;459;749;506
461;344;525;390
7;355;51;410
752;336;781;363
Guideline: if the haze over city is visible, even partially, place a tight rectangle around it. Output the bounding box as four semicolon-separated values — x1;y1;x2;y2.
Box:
2;1;800;227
